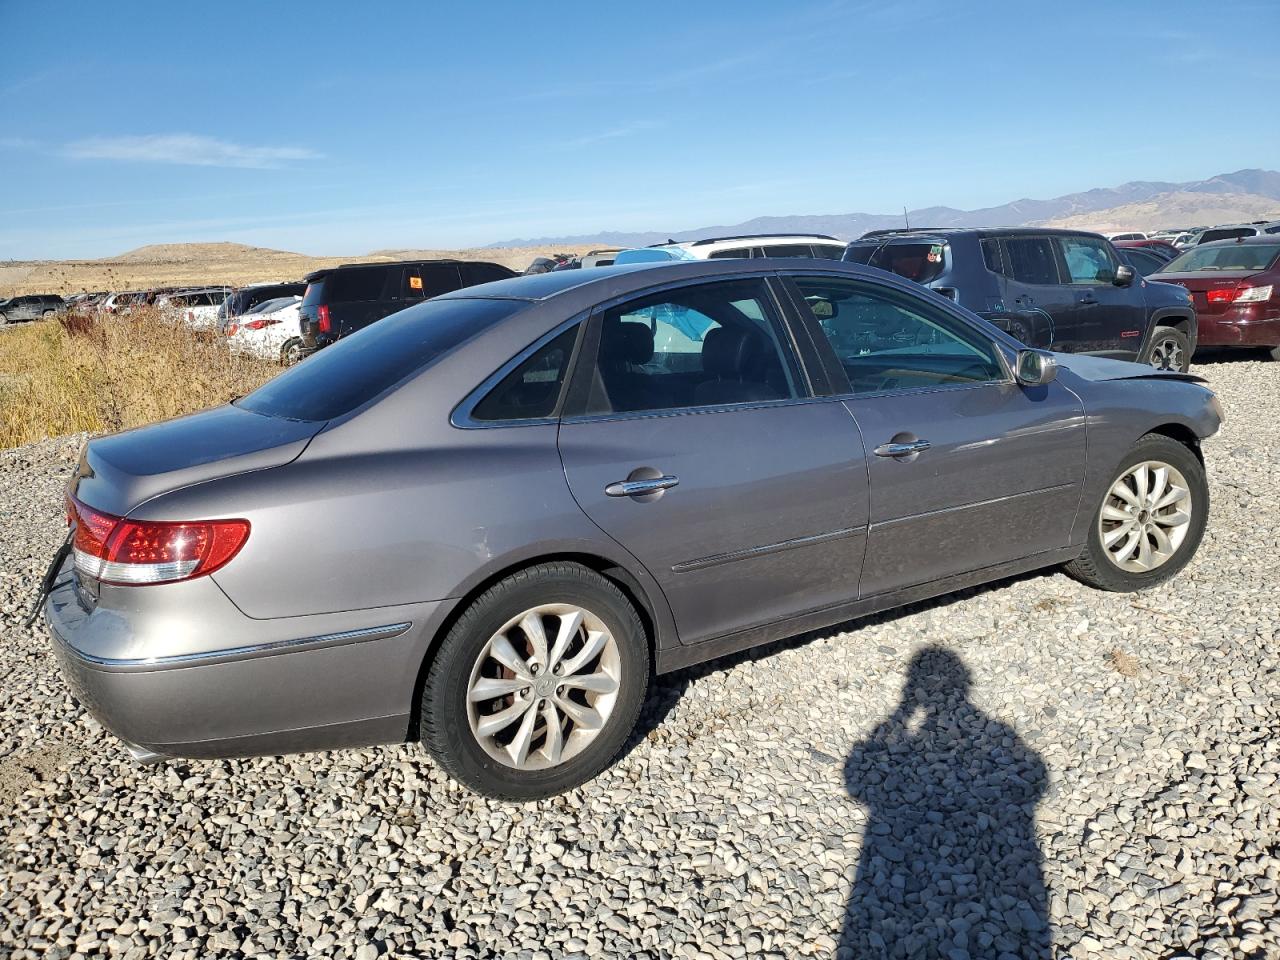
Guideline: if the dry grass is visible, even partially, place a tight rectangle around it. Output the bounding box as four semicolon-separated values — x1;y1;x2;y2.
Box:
1105;647;1141;678
0;310;276;448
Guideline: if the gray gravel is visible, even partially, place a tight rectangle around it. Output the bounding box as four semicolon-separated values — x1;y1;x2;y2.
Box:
2;354;1278;959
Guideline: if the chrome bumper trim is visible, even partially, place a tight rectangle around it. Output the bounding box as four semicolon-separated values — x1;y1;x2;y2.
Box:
57;622;413;671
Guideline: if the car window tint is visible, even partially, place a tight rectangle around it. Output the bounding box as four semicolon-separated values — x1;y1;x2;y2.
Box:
812;244;846;260
707;248;750;259
466;263;516;285
237;298;526;421
1120;249;1163;277
471;326;578;422
1005;237;1060;285
1059;236;1118;284
792;276;1005;395
1200;227;1256;244
583;279;797;415
326;268;386;301
981;238;1006;275
843;243;877;265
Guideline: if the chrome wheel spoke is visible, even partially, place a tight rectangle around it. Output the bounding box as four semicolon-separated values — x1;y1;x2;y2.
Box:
1101;504;1132;522
489;634;531;679
1155;510;1190;528
1114;529;1142;562
468;676;526;702
1132;465;1150;502
1103;521;1135;548
1147;467;1169;506
547;609;583;670
1111;481;1140;507
1155;485;1189;511
476;697;534;737
1135;531;1154;569
506;699;541;767
541;700;564;765
559;629;608;676
561;671;619;695
554;695;604;731
520;612;549;668
1149;523;1173;556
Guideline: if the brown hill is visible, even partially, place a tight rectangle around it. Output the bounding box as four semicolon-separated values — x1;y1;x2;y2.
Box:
1040;191;1280;233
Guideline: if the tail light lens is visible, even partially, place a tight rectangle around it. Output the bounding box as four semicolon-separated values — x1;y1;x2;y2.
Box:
1206;288;1236;304
68;495;249;585
244;316;279;330
1235;284;1273;303
226;324;239;336
316;303;331;333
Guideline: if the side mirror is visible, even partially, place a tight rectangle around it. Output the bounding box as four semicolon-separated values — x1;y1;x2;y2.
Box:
1113;264;1136;287
1016;349;1058;387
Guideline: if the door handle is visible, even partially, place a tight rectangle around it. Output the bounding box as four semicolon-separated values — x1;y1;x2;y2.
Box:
874;440;931;458
605;475;680;497
1079;294;1099;305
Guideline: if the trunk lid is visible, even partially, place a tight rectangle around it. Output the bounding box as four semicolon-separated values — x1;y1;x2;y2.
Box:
1151;270;1263;316
71;404;324;517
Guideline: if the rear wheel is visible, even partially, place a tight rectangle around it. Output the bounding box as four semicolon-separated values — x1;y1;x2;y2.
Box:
1269;345;1280;362
1146;326;1191;372
280;338;303;366
1065;434;1208;592
0;313;8;326
41;309;56;319
421;563;649;799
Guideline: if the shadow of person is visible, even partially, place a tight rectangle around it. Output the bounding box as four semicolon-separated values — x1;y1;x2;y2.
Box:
841;646;1050;960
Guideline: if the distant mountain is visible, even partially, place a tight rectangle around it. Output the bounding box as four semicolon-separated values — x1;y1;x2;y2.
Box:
1043;191;1280;233
487;168;1280;248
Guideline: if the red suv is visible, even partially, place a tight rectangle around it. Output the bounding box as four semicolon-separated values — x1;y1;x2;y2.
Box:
1153;236;1280;359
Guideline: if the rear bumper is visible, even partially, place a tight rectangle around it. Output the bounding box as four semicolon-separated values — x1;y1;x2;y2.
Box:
1197;306;1280;347
44;558;444;760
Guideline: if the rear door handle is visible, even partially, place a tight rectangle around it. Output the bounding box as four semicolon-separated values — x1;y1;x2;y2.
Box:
605;475;680;497
874;440;931;458
1079;294;1099;305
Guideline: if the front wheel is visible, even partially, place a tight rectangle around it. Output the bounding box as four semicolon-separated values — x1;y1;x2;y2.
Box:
1065;434;1208;592
421;563;650;799
1145;325;1191;372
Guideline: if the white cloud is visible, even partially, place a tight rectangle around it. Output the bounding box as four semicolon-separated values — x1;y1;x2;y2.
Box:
63;133;322;170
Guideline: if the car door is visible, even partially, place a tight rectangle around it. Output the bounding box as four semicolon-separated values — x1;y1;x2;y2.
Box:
996;235;1074;349
1055;234;1146;358
557;276;870;645
782;271;1087;597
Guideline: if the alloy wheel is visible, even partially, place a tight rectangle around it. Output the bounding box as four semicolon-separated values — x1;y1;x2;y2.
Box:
466;603;621;770
1148;336;1184;372
1098;460;1193;573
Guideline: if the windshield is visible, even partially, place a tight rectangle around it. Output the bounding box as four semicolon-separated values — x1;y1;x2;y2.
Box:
237;297;526;421
1160;243;1280;273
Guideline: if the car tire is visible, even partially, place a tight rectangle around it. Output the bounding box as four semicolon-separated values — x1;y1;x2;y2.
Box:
1269;345;1280;362
1064;433;1208;593
1145;325;1191;372
0;313;7;326
41;310;56;319
280;338;303;366
421;562;650;800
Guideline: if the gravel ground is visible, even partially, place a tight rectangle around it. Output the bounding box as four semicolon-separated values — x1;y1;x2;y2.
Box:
1;354;1277;960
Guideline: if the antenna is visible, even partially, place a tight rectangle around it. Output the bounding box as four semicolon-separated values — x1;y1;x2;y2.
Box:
903;206;911;230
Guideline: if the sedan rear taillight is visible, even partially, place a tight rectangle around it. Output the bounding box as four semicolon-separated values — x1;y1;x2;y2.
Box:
316;303;331;333
68;495;250;585
1208;284;1273;304
244;316;279;330
1206;288;1236;304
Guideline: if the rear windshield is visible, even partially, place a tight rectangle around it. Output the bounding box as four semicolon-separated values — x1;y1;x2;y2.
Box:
839;241;947;284
237;298;526;421
1198;227;1256;244
1161;243;1280;273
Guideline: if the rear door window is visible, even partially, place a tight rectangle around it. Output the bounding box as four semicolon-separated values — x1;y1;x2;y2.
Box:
327;267;387;302
464;263;516;286
1004;237;1061;285
811;244;845;260
758;244;814;258
981;239;1007;275
1199;227;1257;244
707;248;750;259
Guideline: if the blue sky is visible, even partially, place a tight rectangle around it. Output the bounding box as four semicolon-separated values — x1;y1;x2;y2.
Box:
2;0;1277;259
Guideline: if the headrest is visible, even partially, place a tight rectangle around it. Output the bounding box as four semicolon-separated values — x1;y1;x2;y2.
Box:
702;326;764;378
604;320;654;365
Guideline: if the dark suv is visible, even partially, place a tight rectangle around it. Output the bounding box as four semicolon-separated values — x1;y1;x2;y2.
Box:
299;260;517;352
844;228;1197;371
0;294;65;324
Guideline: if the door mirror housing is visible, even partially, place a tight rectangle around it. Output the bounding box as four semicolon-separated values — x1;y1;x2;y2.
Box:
1015;349;1058;386
1113;264;1136;287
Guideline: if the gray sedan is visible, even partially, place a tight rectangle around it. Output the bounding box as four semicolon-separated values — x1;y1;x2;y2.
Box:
42;260;1221;799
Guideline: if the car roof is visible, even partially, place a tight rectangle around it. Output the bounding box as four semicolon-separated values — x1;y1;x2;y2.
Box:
436;257;912;308
303;258;473;281
854;226;1121;244
684;233;841;246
